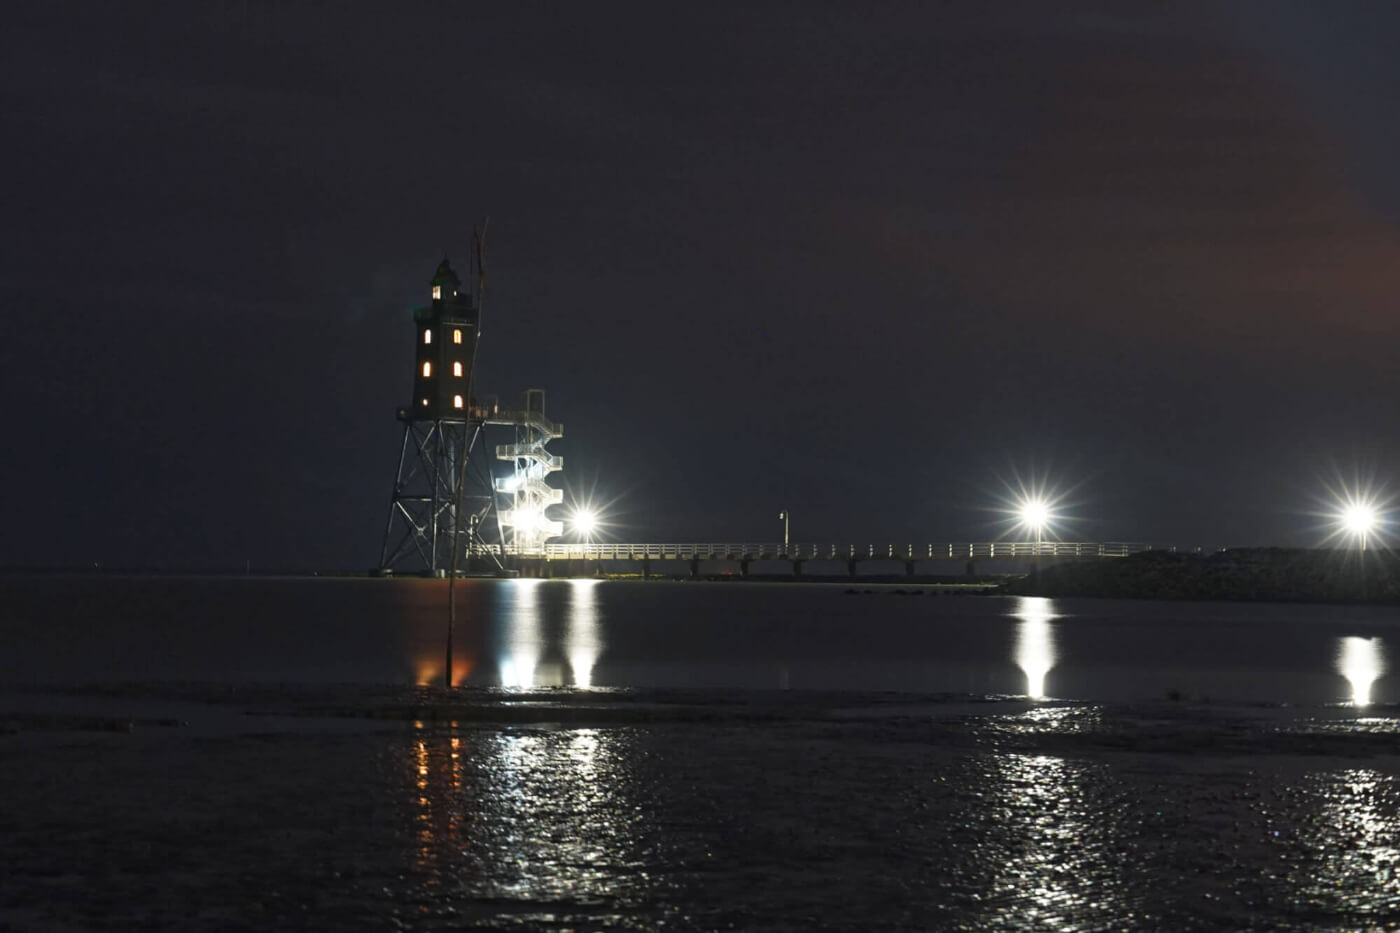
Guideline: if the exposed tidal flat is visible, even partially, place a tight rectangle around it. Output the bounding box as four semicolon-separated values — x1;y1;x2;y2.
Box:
4;576;1400;929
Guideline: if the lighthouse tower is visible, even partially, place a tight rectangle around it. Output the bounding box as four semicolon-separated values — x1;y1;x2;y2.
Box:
411;258;479;419
378;257;486;574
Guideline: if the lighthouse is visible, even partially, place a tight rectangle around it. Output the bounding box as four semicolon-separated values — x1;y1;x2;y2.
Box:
378;256;485;575
377;247;568;575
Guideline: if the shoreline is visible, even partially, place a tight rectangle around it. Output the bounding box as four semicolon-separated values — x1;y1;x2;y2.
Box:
10;552;1400;606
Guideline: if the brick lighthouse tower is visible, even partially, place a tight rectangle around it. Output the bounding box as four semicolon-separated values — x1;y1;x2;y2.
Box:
378;255;485;574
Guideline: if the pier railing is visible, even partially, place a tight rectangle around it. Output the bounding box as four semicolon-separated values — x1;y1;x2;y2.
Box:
465;542;1156;560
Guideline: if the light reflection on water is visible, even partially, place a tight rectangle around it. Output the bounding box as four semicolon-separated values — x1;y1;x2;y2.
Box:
566;580;602;688
975;752;1130;930
13;575;1400;706
1012;597;1058;699
402;724;652;921
1337;636;1385;706
495;579;604;688
410;720;468;884
498;579;543;688
1292;769;1400;917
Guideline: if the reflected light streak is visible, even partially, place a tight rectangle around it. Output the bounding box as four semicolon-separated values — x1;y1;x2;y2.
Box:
1012;597;1058;700
418;658;474;688
1012;595;1057;626
499;658;534;689
1338;636;1385;706
413;737;433;875
1299;769;1400;915
451;657;474;687
456;727;648;906
499;579;544;689
569;728;601;781
410;731;471;885
979;752;1127;928
567;579;602;687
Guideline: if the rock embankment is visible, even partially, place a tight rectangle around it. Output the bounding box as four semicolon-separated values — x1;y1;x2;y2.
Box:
1004;548;1399;603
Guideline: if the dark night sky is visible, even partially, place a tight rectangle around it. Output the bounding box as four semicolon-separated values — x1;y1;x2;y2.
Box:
4;1;1400;569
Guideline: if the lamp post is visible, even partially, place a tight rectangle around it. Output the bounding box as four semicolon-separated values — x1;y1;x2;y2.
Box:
1020;499;1049;554
572;507;597;543
779;511;789;553
1342;502;1377;553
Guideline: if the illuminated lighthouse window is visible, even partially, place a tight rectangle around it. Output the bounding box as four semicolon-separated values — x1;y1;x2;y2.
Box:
453;361;463;377
422;361;432;377
423;329;432;345
453;394;464;409
432;285;441;300
453;329;462;344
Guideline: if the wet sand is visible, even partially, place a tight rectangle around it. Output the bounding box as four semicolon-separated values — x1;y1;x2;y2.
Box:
3;685;1400;931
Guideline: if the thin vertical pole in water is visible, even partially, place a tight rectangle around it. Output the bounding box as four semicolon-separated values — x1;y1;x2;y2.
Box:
444;220;488;691
445;420;480;685
446;532;457;691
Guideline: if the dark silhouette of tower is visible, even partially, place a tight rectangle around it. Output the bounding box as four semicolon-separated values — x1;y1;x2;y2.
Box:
378;257;490;574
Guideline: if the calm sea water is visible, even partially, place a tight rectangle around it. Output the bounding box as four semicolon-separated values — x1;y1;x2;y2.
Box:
5;577;1400;930
2;576;1396;704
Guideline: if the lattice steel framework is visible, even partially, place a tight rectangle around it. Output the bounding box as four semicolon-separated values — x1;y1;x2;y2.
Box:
379;417;505;574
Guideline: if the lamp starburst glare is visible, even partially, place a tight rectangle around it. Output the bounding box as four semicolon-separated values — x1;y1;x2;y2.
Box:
572;508;598;538
1343;502;1377;536
1335;497;1381;552
1020;499;1050;531
1017;496;1054;548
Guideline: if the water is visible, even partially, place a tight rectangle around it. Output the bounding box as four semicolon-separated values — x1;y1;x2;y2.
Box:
2;576;1396;704
4;576;1400;930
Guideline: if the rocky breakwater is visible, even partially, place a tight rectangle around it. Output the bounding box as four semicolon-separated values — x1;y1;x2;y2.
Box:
1005;548;1400;603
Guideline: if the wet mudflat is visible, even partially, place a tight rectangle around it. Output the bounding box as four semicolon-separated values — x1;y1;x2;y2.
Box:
2;687;1400;931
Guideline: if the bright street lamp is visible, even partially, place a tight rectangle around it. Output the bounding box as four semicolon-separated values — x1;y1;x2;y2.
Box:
1341;501;1378;552
1019;498;1050;551
571;507;598;541
778;510;789;552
